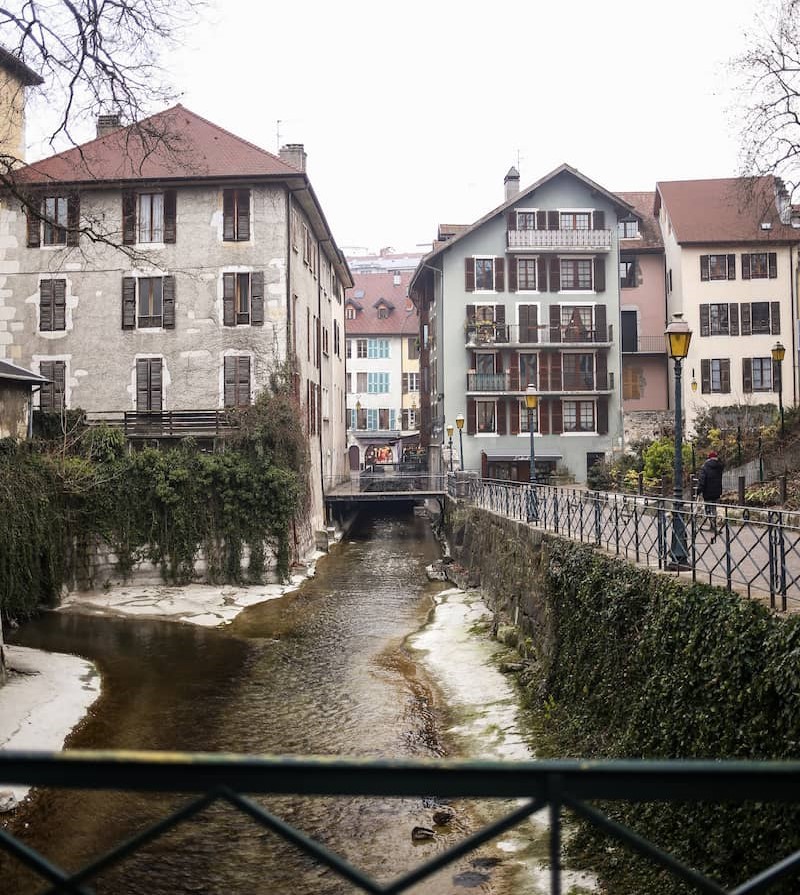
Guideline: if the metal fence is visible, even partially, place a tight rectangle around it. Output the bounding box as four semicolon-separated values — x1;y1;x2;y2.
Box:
1;750;799;895
456;478;800;611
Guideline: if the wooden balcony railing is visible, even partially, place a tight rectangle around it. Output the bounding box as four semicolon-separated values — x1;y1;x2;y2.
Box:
507;228;612;251
86;410;240;437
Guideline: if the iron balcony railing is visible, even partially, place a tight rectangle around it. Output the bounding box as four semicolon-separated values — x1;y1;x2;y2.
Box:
621;333;667;354
507;228;612;251
465;322;612;347
1;751;799;895
465;372;612;393
459;478;800;611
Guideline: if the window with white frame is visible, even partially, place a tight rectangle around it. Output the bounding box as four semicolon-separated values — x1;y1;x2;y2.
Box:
356;339;368;359
563;400;595;432
517;258;538;290
476;400;496;433
560;212;590;230
475;258;496;291
138;193;164;243
709;303;729;335
367;338;389;359
519;353;537;389
751;357;773;391
618;219;640;238
42;195;68;245
519;399;538;433
560;258;593;290
516;211;537;230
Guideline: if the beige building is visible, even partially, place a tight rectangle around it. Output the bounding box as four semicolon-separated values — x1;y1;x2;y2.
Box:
656;177;800;434
0;46;42;166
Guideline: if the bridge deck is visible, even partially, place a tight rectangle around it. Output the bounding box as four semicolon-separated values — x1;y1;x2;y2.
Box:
324;475;446;503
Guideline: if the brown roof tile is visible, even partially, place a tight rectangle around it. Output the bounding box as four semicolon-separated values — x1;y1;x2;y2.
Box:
345;271;418;336
615;190;663;251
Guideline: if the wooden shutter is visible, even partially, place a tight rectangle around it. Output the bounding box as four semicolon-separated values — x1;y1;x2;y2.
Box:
40;280;53;331
537;257;547;290
700;255;709;281
26;200;40;248
549;257;560;292
720;359;731;394
53;279;66;331
164;190;177;244
40;360;65;412
508;257;517;292
742;254;751;279
539;399;550;434
496;400;506;435
549;305;561;342
530;304;539;343
467;399;476;435
550;352;563;391
225;356;251;407
593;210;605;230
519;304;528;341
536;210;547;230
223;273;235;326
547;210;559;230
594;257;605;292
251;271;264;325
122;192;136;245
727;254;736;280
224;356;236;407
539;353;550;391
507;211;516;230
137;359;153;411
494;258;505;292
597;396;609;434
729;303;739;336
740;303;751;335
701;359;711;394
238;356;251;406
551;399;563;434
769;252;778;278
742;357;753;393
510;399;520;435
466;303;476;324
465;258;475;292
162;276;176;329
771;301;781;334
494;304;505;341
122;277;136;329
596;351;607;390
594;304;607;342
223;190;235;240
66;194;80;246
699;304;710;337
237;189;250;241
509;356;520;390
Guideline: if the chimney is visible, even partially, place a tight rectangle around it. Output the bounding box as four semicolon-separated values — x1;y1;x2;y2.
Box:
504;166;520;201
96;114;122;138
279;143;307;172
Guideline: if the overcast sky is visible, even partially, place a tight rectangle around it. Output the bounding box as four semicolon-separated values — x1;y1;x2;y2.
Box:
31;0;780;255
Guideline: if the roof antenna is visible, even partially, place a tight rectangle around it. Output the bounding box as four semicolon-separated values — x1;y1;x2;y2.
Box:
276;120;282;151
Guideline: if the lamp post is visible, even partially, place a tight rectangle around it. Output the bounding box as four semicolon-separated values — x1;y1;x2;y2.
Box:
455;413;465;470
665;313;692;570
525;385;538;483
446;424;454;473
772;340;786;436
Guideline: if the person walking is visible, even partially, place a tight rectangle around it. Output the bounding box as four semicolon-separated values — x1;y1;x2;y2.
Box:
697;450;724;537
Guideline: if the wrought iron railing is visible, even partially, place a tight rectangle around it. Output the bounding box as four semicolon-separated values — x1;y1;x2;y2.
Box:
465;322;612;347
458;478;800;610
1;751;799;894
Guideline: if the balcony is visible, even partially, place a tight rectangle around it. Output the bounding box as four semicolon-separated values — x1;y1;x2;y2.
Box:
507;228;612;253
466;323;612;347
622;334;666;354
466;371;613;394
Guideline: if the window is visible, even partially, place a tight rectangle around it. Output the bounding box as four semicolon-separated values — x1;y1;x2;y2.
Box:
621;310;638;352
742;252;777;279
465;257;505;293
519;400;538;433
39;279;66;331
223;189;250;241
345;306;356;320
403;372;420;393
620;260;636;288
562;354;594;390
367;372;390;393
517;259;538;290
700;254;735;281
224;356;251;407
475;258;495;290
710;303;729;336
122;276;175;330
751;302;771;334
561;305;593;333
138;193;164;243
560;258;593;290
356;339;368;359
377;307;389;319
563;400;595;432
42;196;67;245
356;372;367;392
222;272;264;326
407;337;419;360
519;353;537;389
367;408;378;430
39;360;66;411
136;358;162;411
618;220;639;238
751;357;773;392
346;340;352;359
701;358;731;394
622;365;642;400
740;301;780;336
476;400;496;433
560;212;590;230
367;338;389;359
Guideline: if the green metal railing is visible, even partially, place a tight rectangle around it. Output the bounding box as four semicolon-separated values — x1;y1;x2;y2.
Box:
1;751;800;894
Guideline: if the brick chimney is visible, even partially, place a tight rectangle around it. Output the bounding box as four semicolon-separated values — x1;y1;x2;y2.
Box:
504;166;520;201
96;114;122;138
279;143;307;172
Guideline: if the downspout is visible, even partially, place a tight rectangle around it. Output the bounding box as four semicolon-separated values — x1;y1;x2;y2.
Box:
792;243;798;409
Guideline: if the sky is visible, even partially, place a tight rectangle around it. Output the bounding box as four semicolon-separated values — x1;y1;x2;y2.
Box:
26;0;782;255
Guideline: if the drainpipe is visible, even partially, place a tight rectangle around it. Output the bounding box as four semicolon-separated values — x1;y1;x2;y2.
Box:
792;244;798;409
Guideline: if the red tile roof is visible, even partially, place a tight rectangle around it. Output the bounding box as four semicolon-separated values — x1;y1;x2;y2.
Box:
615;190;663;251
345;271;418;336
14;104;303;186
655;176;800;244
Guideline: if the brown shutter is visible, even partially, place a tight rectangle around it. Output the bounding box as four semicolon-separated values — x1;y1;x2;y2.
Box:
224;357;236;407
700;255;710;281
596;351;607;390
237;189;250;241
66;194;80;246
162;276;176;329
53;279;66;331
699;304;710;337
550;352;563;391
721;359;731;394
727;254;736;280
519;304;528;341
547;210;559;230
594;304;607;342
549;257;560;292
593;210;605;230
508;257;517;292
122;277;136;329
537;257;547;290
742;357;753;393
466;303;476;324
467;399;476;435
539;354;550;391
530;304;539;343
509;356;520;390
251;271;264;325
594;257;606;292
742;254;751;279
51;361;66;410
496;399;507;435
551;399;563;434
164;190;177;244
597;396;609;434
223;190;235;240
507;211;516;230
151;359;163;411
729;303;739;336
539;399;550;435
223;273;235;326
771;301;781;335
26;200;40;248
510;398;520;435
39;280;53;331
122;192;136;245
136;359;150;410
701;359;711;394
494;257;505;292
465;258;475;292
741;303;751;335
495;304;505;340
769;252;778;278
550;305;561;342
536;210;547;230
238;356;251;406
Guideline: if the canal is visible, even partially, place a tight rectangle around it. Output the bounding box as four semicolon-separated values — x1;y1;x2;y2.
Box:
1;505;534;894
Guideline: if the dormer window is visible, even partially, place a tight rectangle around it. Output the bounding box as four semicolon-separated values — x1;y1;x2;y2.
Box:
618;219;640;238
378;307;388;319
345;306;356;320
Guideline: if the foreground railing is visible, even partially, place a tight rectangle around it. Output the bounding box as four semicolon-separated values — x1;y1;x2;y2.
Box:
460;478;800;610
1;751;799;894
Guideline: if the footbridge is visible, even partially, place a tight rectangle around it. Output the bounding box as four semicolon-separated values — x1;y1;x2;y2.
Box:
324;471;447;506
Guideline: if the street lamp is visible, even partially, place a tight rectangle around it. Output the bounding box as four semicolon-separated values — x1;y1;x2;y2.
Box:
525;385;538;483
355;400;361;431
665;313;692;570
455;413;465;470
772;340;786;436
446;424;454;472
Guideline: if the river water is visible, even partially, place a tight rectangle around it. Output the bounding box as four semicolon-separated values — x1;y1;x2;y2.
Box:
2;506;529;894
